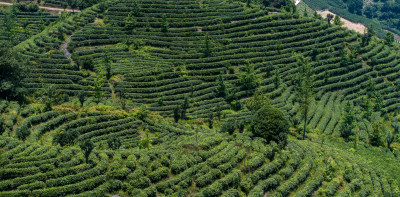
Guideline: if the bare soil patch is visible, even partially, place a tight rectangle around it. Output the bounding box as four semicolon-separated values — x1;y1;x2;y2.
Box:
317;10;366;34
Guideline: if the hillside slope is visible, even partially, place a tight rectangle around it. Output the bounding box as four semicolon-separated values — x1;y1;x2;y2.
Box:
1;0;400;196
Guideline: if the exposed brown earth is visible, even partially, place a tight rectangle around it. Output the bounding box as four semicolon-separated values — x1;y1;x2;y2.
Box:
317;10;366;34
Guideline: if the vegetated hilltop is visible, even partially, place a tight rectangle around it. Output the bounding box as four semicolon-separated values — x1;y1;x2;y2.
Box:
0;0;400;196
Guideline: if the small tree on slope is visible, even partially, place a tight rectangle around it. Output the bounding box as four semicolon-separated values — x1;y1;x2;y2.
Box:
295;55;314;140
339;101;355;141
80;139;94;164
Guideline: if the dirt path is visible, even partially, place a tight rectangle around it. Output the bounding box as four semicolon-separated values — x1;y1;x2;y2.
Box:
317;10;366;34
60;36;72;59
0;2;80;12
60;35;82;71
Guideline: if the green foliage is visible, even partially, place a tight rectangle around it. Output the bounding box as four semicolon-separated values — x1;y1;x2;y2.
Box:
384;32;394;46
40;85;62;112
295;54;314;140
245;89;271;112
204;33;212;57
92;68;105;104
131;0;141;17
347;0;363;15
339;101;355;141
215;74;227;98
78;91;85;107
240;63;260;94
0;42;26;99
107;136;122;150
80;56;94;71
385;129;395;150
273;69;280;89
161;14;169;33
79;139;94;163
53;129;79;146
173;105;181;123
103;53;112;80
0;118;4;135
370;122;384;147
251;105;289;148
326;13;334;25
124;12;137;32
137;130;152;149
134;105;148;120
362;25;375;46
221;119;236;135
333;15;343;26
181;94;190;120
16;125;30;141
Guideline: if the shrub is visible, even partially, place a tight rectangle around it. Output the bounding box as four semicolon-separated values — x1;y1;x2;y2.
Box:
79;139;94;163
126;155;137;171
251;105;289;148
220;119;235;134
16;125;30;141
130;176;150;189
107;136;122;150
53;129;79;146
148;167;169;183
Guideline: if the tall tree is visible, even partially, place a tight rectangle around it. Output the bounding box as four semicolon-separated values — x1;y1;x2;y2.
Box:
3;12;16;42
41;85;60;112
215;74;227;98
107;136;122;150
80;139;94;163
326;13;334;25
339;101;356;141
181;94;190;119
78;91;85;107
161;14;169;33
124;12;137;32
385;129;395;150
370;122;384;147
93;68;105;103
245;89;271;112
362;25;375;46
385;32;394;46
347;0;363;15
303;8;308;17
273;68;280;89
240;63;259;95
204;33;212;57
131;0;140;16
0;41;26;100
173;105;181;123
16;125;30;141
295;55;314;140
103;53;112;80
333;15;343;26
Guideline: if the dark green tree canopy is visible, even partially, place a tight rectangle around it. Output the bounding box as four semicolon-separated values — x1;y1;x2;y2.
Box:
80;139;94;163
251;105;289;148
0;41;26;100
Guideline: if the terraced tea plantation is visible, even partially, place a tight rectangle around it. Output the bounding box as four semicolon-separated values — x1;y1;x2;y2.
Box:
1;0;400;196
0;3;59;46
